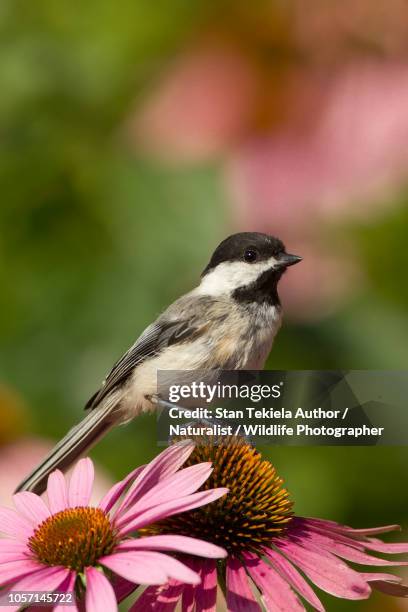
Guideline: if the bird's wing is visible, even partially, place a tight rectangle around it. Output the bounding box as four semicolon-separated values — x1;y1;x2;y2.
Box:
85;317;207;410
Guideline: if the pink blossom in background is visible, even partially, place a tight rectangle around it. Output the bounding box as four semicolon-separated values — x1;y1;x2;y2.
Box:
130;49;408;317
0;438;112;508
293;0;408;60
0;443;227;611
130;42;257;162
224;61;408;316
227;61;408;230
0;440;52;507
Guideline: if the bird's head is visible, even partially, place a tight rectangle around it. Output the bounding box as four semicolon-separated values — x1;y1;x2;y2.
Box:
199;232;302;304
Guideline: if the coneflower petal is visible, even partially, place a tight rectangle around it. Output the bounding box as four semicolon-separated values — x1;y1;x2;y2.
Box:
13;492;50;525
68;458;94;507
85;566;117;612
46;469;69;514
227;557;262;612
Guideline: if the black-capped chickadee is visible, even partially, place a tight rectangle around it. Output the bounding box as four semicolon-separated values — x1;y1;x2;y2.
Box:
16;232;301;494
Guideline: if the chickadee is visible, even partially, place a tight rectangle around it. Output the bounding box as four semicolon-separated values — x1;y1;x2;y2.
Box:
16;232;301;494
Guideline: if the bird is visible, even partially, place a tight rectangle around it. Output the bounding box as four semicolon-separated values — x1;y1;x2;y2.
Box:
16;232;301;494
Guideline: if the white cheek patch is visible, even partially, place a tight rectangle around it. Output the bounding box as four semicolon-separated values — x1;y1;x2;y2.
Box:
197;257;278;296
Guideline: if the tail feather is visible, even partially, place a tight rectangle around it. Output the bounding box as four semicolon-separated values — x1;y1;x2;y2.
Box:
15;395;120;496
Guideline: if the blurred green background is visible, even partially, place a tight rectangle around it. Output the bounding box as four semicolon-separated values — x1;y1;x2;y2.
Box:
1;2;407;610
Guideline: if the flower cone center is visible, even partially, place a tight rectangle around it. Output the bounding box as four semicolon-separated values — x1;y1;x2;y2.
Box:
28;507;116;572
145;435;293;555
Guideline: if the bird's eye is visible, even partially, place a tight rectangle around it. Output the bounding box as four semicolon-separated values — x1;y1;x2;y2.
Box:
244;248;258;263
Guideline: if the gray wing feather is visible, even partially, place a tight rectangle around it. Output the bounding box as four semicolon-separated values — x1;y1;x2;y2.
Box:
85;318;201;410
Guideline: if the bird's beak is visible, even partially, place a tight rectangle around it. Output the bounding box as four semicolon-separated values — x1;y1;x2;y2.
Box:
275;252;302;269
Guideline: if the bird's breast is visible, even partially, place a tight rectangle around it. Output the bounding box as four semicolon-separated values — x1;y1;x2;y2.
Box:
119;302;282;420
171;301;282;370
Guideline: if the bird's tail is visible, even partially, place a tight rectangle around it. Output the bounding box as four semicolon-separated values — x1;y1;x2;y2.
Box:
15;394;121;496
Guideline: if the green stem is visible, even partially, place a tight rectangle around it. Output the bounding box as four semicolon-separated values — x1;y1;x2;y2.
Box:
217;560;227;600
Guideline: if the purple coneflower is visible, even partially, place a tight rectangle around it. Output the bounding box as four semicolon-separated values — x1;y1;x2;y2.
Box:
134;436;408;611
0;440;228;611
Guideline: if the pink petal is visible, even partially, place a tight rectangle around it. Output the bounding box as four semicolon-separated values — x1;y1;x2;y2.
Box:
85;566;117;612
358;572;408;596
0;546;30;566
115;535;226;559
0;540;29;555
360;572;401;583
53;571;78;612
99;465;144;514
194;559;217;611
101;551;167;584
0;550;31;563
13;492;50;526
127;462;213;515
128;586;162;611
68;458;94;507
116;440;194;516
182;584;197;612
130;581;184;612
298;520;366;550
0;507;33;540
302;519;408;555
46;470;68;514
2;565;70;611
100;551;200;585
305;518;401;537
111;574;138;604
117;488;228;534
244;553;304;611
156;583;185;612
362;539;408;555
294;528;408;567
265;548;324;612
335;525;402;536
19;566;69;589
0;560;44;587
227;557;261;612
181;559;199;612
274;539;370;600
0;538;28;552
